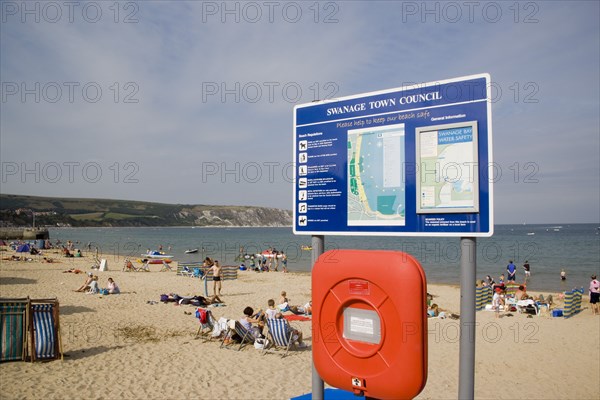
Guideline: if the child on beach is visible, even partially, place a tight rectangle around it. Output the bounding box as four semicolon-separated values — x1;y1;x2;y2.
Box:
281;253;288;273
278;291;291;312
492;287;504;318
107;277;120;294
265;299;281;319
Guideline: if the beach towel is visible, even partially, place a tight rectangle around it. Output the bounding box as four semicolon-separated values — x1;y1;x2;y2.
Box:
212;317;229;338
196;308;208;324
284;315;311;322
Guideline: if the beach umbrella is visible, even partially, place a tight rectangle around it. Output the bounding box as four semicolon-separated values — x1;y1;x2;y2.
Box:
16;244;31;253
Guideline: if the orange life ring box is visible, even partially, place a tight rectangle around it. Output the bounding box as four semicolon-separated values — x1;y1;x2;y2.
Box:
312;249;427;399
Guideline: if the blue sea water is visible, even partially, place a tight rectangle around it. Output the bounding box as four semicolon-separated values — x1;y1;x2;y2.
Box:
48;224;599;293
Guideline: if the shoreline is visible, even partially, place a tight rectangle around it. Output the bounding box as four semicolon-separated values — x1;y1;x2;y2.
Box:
1;243;593;295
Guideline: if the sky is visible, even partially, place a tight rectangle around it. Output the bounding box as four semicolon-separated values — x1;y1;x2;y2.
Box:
1;1;599;224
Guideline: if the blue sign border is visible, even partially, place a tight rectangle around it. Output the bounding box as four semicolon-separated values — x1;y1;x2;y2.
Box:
293;74;493;237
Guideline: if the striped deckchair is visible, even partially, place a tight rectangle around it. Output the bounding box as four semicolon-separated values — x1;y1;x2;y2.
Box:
220;320;256;351
0;298;29;362
563;288;584;318
476;286;493;311
29;299;62;361
264;318;295;357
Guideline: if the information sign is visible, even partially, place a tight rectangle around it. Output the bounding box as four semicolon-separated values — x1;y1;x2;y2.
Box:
293;74;493;236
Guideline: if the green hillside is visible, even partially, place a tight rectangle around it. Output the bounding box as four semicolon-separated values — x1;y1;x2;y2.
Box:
0;194;292;227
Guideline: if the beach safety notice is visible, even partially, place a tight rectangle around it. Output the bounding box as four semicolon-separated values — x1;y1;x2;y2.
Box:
293;74;493;237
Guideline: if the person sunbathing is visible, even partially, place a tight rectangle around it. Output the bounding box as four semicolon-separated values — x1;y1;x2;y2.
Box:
427;304;439;317
204;294;223;305
515;285;529;300
87;276;99;294
74;273;94;292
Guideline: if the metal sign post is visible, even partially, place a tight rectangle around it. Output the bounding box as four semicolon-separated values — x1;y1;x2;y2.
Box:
459;237;477;399
311;235;325;400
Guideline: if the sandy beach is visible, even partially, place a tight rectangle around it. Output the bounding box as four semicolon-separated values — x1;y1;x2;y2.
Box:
1;249;599;400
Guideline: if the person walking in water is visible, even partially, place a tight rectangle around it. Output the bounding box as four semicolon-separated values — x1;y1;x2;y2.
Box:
506;260;517;283
523;260;531;279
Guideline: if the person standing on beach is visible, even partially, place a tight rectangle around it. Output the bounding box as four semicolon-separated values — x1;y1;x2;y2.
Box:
506;260;517;283
523;260;531;279
281;252;288;273
492;287;504;318
589;275;599;315
210;260;223;296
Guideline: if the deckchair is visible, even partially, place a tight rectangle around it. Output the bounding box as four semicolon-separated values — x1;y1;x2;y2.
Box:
160;260;173;272
91;254;101;270
29;299;62;361
138;260;150;272
516;299;539;315
195;308;216;342
220;320;256;351
263;318;295;357
0;298;30;362
179;265;194;277
123;259;136;272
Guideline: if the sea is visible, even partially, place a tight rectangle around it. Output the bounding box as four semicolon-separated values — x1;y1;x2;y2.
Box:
48;223;600;293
